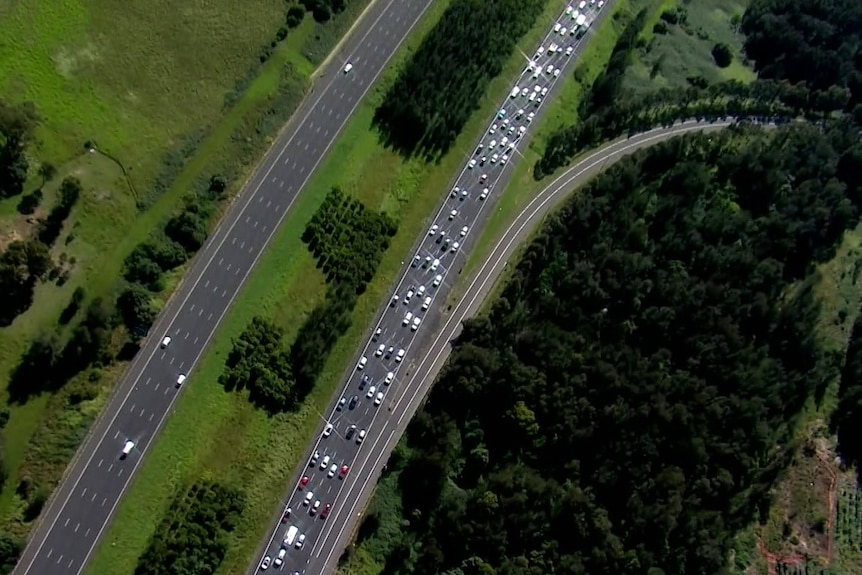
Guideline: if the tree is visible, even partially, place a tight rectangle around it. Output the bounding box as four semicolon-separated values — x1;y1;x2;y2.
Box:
116;283;157;335
711;43;733;68
38;162;56;184
286;4;305;27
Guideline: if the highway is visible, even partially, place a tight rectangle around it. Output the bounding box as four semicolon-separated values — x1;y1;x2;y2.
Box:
251;2;618;573
270;118;737;575
11;0;437;573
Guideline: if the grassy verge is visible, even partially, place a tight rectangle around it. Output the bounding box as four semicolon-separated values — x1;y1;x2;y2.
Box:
84;0;581;573
0;0;378;535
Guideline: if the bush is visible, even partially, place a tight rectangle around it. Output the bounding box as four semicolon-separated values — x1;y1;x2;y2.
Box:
38;176;82;246
0;532;23;575
59;286;86;325
16;189;42;215
712;43;733;68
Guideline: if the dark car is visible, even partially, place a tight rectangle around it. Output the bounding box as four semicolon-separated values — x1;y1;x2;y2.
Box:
349;395;359;410
346;425;356;440
298;476;309;490
359;374;370;390
321;503;332;519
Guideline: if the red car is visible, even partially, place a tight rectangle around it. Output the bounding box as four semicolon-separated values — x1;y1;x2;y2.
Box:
339;465;349;478
320;503;332;519
281;507;292;523
298;476;309;490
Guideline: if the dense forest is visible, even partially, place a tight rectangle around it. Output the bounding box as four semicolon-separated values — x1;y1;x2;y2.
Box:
834;310;862;470
134;481;244;575
741;0;862;110
369;123;862;575
373;0;546;158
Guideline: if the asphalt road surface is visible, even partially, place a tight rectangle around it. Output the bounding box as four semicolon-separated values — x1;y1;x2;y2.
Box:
12;1;437;573
262;117;737;575
250;2;620;574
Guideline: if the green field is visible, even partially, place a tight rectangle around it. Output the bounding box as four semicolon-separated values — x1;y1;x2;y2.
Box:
0;0;372;542
83;0;587;573
621;0;756;95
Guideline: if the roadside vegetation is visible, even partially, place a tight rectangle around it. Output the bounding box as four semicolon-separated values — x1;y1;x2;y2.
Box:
83;1;577;574
0;0;372;569
222;189;396;414
134;481;245;575
339;0;862;574
373;0;547;159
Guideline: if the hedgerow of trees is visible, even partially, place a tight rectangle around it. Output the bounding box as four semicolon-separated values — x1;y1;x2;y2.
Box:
741;0;862;110
373;0;546;158
372;125;859;575
534;77;850;178
134;481;244;575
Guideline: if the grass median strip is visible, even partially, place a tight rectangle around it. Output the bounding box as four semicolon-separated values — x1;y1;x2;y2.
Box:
84;0;581;573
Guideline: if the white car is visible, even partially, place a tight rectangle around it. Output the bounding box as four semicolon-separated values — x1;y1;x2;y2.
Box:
560;27;567;36
375;344;385;357
320;454;331;470
480;188;489;200
450;241;460;253
460;226;469;237
343;62;353;73
489;139;497;148
356;356;367;370
417;285;426;296
121;440;135;457
542;87;549;96
310;450;319;466
553;22;561;33
160;336;171;348
412;254;421;267
412;317;421;331
422;296;432;311
274;549;287;568
366;385;376;399
404;289;414;303
296;534;306;549
554;68;561;78
520;87;529;97
328;464;337;478
322;423;333;438
304;491;314;505
528;112;535;123
468;159;476;169
546;64;554;75
480;173;488;183
566;46;574;56
385;372;395;385
176;374;186;387
357;429;366;444
396;349;405;362
501;154;509;165
260;556;272;570
430;258;440;272
489;124;497;134
403;312;413;326
598;0;604;7
428;224;439;236
433;274;442;287
374;392;384;406
460;188;468;200
491;154;498;164
579;0;586;8
449;209;458;220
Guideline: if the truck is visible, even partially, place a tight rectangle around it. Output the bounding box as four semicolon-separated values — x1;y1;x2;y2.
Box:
283;525;299;547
